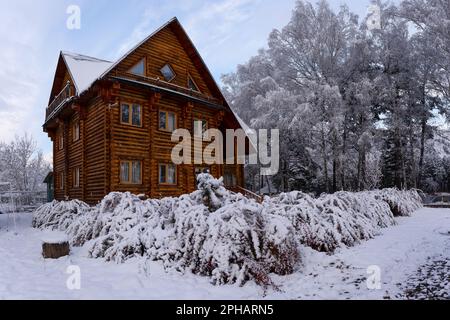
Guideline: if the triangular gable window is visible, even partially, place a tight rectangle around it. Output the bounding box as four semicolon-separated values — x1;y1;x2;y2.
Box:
129;58;145;76
188;74;200;92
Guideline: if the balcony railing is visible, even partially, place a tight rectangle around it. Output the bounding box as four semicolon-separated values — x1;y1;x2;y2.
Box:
227;186;264;203
115;72;223;106
46;81;75;121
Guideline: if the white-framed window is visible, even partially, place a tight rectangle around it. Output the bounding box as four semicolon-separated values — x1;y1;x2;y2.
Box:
73;121;80;142
160;64;176;82
121;103;142;127
120;161;142;184
159;163;177;185
73;167;80;188
159;110;176;132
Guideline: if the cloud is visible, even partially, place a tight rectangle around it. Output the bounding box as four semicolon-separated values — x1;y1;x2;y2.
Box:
114;0;282;83
116;8;165;57
185;0;259;49
0;0;71;167
0;20;40;143
0;0;297;157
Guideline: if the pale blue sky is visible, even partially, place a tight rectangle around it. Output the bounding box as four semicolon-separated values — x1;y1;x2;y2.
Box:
0;0;389;159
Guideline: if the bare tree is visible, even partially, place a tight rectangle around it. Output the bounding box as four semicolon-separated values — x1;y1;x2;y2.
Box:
0;133;50;192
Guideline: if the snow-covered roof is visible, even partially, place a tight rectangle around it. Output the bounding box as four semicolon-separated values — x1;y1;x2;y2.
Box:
61;51;113;94
59;18;180;98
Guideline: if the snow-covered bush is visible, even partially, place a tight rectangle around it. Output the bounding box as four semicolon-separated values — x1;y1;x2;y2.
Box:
197;173;227;212
373;188;423;217
32;200;90;231
264;190;398;253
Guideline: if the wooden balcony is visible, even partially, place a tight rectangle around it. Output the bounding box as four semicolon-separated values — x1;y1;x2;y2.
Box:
45;81;75;122
114;72;224;106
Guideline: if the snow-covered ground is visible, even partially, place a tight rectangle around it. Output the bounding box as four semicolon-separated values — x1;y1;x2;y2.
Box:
0;208;449;300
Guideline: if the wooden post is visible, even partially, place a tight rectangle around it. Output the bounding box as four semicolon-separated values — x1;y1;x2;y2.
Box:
149;92;161;198
63;119;70;199
183;102;194;193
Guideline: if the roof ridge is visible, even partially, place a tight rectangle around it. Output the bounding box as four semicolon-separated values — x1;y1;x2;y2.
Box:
61;50;112;63
98;16;179;79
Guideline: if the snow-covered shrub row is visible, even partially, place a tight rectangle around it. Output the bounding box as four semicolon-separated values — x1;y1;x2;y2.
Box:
33;175;299;287
32;200;90;231
371;188;423;217
32;174;422;285
263;188;422;252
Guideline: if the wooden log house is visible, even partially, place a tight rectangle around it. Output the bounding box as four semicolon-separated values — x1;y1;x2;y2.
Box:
43;17;247;204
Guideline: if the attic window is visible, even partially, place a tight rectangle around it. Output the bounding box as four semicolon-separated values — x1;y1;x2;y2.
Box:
188;74;200;92
160;64;176;82
129;58;145;76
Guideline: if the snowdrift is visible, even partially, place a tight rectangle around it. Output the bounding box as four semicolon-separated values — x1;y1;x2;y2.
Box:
33;174;422;286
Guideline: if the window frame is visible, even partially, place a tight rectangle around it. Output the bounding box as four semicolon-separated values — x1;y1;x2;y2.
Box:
158;163;177;185
73;121;80;142
119;160;142;185
158;110;177;132
187;73;200;92
128;58;146;76
120;102;142;127
160;64;176;82
72;167;80;188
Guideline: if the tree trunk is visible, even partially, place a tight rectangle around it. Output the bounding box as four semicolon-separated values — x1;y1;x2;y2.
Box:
332;158;337;193
400;138;407;189
409;127;417;189
321;126;329;193
358;146;367;191
361;147;367;190
341;117;348;190
418;117;427;189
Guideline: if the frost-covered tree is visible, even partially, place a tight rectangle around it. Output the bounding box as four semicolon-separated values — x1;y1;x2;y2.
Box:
222;0;450;194
197;173;228;212
0;134;50;193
